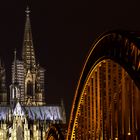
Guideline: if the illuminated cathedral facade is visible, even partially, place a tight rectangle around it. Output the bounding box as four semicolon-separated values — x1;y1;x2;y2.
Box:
0;7;66;140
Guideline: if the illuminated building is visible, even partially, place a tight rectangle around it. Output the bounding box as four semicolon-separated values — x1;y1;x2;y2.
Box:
11;53;25;103
0;7;66;139
10;7;45;106
0;60;7;105
67;31;140;140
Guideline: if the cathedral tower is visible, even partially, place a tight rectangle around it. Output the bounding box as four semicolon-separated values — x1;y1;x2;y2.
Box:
0;60;7;105
22;7;45;105
10;50;23;105
11;7;45;105
22;6;36;69
22;7;36;103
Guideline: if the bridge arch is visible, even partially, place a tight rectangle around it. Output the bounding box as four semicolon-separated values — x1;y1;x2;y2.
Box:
67;30;140;139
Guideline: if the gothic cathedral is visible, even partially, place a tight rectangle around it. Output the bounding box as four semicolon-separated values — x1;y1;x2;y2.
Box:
0;7;66;140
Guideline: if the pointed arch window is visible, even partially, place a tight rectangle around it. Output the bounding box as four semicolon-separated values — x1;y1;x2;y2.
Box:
27;80;33;96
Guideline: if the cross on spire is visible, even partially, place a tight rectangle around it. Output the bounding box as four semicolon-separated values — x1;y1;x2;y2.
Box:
25;6;30;16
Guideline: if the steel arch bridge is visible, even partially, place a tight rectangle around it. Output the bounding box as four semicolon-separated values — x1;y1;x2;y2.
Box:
67;31;140;140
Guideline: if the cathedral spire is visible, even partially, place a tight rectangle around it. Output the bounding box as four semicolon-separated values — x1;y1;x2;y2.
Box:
0;58;4;68
25;6;30;16
13;49;18;84
0;58;7;103
14;49;17;62
0;59;6;86
22;6;36;69
0;59;2;68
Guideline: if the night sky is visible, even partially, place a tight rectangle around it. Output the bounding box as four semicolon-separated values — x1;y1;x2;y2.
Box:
0;0;140;121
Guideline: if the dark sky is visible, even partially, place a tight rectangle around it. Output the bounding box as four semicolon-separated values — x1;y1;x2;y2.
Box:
0;0;140;121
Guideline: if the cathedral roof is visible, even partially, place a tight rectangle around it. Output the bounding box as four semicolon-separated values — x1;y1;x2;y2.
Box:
25;106;63;121
13;102;25;116
0;103;65;123
0;107;9;120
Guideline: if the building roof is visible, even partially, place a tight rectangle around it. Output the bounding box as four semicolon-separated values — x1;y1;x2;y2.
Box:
0;102;65;123
25;106;63;121
0;107;9;120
